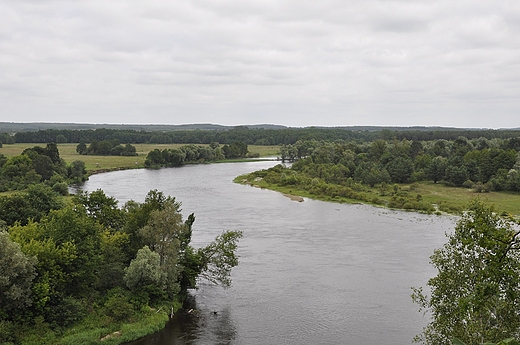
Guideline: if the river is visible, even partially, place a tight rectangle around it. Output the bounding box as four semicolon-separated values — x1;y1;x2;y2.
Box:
77;161;455;345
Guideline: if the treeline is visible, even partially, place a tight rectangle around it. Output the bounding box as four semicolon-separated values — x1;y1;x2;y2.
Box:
144;141;251;167
76;139;137;156
5;127;520;146
282;137;520;189
0;189;242;344
0;143;87;192
244;137;520;212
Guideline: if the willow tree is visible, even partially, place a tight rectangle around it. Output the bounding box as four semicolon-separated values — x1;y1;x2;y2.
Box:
412;200;520;344
137;199;243;297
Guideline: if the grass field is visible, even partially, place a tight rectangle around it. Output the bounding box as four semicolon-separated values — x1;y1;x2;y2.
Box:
0;143;281;173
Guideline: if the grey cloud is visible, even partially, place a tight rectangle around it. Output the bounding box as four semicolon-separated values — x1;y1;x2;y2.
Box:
0;0;519;128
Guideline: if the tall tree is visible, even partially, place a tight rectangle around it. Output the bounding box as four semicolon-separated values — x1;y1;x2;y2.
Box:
427;156;447;183
412;200;520;345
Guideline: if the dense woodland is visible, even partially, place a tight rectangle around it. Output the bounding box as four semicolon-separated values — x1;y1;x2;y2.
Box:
0;188;241;344
279;137;520;189
242;137;520;213
4;127;520;146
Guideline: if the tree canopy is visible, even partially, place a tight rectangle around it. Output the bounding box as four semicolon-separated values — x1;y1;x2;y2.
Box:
1;189;242;344
412;200;520;344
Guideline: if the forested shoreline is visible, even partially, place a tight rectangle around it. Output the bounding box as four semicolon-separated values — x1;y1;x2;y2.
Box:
0;144;243;344
239;136;520;215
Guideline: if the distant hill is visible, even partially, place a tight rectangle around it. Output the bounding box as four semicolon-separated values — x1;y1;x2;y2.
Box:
0;122;288;133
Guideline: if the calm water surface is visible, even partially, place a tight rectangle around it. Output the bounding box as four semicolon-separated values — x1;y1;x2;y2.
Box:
78;161;455;345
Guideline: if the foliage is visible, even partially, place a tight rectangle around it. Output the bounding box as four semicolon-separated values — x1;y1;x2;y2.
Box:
124;246;166;302
143;143;228;167
237;137;520;215
9;126;520;146
0;184;63;226
0;187;243;344
77;139;138;156
221;141;248;159
197;230;243;287
412;200;520;345
452;337;520;345
0;143;88;192
0;231;37;316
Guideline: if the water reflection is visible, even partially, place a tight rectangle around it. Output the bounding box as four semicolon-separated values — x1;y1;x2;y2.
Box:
126;294;236;345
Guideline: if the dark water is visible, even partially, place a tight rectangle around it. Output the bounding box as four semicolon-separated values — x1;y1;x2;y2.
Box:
78;161;455;345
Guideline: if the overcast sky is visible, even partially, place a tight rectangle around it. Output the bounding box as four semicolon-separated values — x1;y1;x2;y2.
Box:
1;0;519;128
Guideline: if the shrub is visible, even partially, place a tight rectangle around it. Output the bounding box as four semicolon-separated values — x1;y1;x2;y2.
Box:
104;293;135;322
462;179;474;188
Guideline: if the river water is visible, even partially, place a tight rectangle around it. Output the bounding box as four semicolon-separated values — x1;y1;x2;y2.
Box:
78;161;455;345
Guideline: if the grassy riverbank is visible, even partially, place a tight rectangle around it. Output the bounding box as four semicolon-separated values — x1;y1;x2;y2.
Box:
235;171;520;216
0;143;281;173
15;306;172;345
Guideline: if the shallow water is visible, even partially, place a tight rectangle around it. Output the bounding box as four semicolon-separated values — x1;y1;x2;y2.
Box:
78;161;455;345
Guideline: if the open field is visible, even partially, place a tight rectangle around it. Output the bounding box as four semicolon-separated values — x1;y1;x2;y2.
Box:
0;143;281;173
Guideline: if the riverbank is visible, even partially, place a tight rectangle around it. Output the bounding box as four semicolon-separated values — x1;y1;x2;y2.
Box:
235;171;520;217
14;306;172;345
58;309;170;345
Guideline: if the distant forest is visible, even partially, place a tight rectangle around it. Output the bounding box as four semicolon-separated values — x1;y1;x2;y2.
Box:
2;124;520;146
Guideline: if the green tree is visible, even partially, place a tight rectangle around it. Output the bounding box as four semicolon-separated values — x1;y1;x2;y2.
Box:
41;205;104;297
386;156;414;183
139;201;192;297
75;189;126;231
32;154;54;181
55;134;67;143
76;142;87;155
0;231;37;315
44;142;61;164
68;160;87;182
25;184;63;220
197;230;243;287
427;156;447;183
124;246;166;301
412;200;520;345
8;221;77;313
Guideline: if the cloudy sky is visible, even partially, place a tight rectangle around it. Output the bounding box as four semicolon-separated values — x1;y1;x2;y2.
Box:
1;0;519;128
